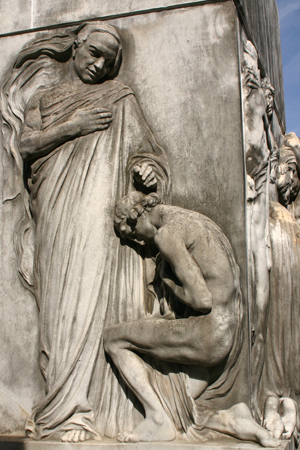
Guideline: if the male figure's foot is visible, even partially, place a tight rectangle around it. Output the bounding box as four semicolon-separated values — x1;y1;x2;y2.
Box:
208;403;280;448
263;396;284;439
61;429;91;442
229;403;280;447
280;397;297;439
118;410;176;443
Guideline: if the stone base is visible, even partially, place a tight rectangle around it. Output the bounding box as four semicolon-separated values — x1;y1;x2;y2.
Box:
0;437;293;450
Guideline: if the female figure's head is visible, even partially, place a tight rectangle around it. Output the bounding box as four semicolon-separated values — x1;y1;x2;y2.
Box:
71;23;122;83
261;78;275;119
14;21;122;83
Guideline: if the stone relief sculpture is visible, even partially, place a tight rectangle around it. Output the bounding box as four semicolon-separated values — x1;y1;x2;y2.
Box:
259;135;300;440
261;77;275;122
242;39;300;442
285;133;300;225
241;40;273;418
261;77;278;186
102;192;278;446
0;14;298;449
0;22;170;442
260;202;300;440
276;136;300;208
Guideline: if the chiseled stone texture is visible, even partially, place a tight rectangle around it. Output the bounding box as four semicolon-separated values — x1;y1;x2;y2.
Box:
0;0;32;35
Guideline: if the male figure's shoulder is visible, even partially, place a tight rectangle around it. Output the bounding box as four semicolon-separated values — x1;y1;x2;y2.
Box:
154;224;178;247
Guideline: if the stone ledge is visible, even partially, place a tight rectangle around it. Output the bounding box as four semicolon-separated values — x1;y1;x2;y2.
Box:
0;0;228;36
0;437;293;450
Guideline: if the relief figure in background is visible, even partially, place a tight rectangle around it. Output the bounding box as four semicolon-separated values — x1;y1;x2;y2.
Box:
242;41;300;439
276;137;300;208
260;136;300;441
242;41;273;418
0;22;170;442
103;192;279;447
261;77;278;188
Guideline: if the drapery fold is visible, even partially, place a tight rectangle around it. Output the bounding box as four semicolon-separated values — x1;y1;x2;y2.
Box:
8;79;170;439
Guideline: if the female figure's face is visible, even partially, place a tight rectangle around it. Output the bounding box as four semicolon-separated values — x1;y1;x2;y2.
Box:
73;31;119;84
264;88;274;118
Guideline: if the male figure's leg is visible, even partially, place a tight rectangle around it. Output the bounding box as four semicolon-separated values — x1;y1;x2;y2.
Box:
103;316;215;442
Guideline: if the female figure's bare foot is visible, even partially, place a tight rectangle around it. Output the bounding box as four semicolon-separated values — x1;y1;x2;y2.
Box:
61;429;91;442
207;403;280;447
280;397;297;439
263;396;284;439
117;411;176;443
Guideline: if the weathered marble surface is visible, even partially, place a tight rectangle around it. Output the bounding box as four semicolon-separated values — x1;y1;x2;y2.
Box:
0;6;249;437
0;0;229;34
0;0;32;35
0;0;293;447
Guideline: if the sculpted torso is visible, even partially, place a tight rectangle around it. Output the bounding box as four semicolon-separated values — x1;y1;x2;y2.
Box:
153;208;237;319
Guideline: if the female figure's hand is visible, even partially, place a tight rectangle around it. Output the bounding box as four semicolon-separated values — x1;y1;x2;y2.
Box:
133;163;157;188
20;97;113;161
70;107;112;135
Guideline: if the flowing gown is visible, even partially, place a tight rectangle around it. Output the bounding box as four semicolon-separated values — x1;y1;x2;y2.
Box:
259;202;300;412
24;79;169;439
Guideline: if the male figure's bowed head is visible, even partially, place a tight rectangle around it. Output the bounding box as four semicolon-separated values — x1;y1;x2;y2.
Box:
114;192;161;244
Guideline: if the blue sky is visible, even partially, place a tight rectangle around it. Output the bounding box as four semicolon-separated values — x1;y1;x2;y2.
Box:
277;0;300;135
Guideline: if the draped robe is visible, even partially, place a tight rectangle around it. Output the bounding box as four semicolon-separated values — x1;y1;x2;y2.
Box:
259;202;300;413
24;79;169;439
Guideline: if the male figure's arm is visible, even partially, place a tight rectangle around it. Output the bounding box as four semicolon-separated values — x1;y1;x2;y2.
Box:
154;226;212;313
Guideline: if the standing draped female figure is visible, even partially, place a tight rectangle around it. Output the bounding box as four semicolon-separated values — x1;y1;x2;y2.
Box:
0;22;170;442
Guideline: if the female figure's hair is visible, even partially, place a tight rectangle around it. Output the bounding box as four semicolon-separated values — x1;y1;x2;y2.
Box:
114;192;161;231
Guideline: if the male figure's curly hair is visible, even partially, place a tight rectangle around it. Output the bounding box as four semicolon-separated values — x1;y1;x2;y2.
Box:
114;192;161;233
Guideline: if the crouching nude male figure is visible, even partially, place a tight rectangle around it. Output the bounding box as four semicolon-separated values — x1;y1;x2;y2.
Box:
103;192;279;447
